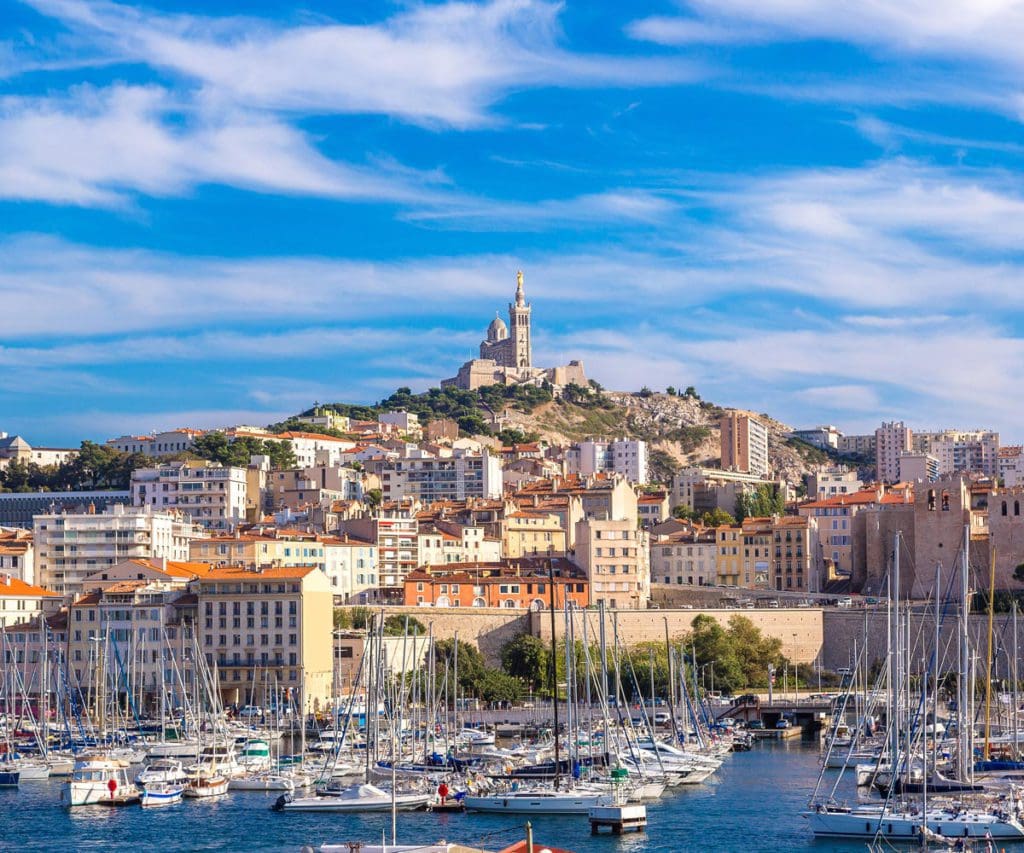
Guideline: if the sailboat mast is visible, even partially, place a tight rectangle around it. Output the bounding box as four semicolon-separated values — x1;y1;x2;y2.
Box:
984;547;997;760
960;523;971;780
547;559;560;791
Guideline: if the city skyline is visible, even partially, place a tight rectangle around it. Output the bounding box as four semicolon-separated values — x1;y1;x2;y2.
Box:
5;1;1024;445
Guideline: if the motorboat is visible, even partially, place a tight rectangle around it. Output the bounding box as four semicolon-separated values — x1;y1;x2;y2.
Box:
140;780;184;807
273;783;431;812
136;758;188;786
183;766;229;798
229;772;295;792
63;754;141;807
463;786;615;814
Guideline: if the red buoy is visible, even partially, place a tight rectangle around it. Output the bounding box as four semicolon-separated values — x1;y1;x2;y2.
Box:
437;782;449;804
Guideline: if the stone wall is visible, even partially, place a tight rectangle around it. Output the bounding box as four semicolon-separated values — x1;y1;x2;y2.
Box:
821;609;1024;678
530;607;824;664
373;606;531;666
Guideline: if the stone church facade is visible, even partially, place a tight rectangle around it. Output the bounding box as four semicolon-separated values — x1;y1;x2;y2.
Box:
442;272;587;392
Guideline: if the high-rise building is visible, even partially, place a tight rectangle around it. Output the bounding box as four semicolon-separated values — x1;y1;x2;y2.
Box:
566;438;649;485
131;461;248;529
720;413;770;479
34;505;204;598
875;421;913;483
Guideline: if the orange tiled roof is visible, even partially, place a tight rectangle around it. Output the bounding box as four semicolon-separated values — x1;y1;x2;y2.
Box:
198;565;319;581
0;575;58;597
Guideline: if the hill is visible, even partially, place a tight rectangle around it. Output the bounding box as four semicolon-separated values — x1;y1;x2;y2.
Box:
300;383;857;487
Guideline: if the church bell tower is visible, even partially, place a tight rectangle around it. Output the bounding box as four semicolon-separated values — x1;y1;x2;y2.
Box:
508;270;532;369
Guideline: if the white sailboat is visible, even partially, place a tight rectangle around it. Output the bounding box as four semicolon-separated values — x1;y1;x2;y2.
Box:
273;782;430;812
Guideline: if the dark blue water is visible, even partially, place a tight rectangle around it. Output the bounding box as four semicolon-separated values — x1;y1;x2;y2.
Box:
1;742;867;851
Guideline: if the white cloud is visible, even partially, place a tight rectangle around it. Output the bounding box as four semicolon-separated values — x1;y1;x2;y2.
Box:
25;0;698;128
629;0;1024;64
0;84;442;206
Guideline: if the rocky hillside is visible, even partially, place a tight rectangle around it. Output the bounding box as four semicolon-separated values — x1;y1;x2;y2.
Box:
490;390;836;486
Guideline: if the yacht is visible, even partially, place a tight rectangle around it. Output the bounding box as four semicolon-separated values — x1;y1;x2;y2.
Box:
463;785;614;814
140;780;185;807
804;801;1024;840
273;783;431;812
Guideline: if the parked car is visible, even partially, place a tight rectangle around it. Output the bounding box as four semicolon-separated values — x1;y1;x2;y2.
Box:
746;720;765;730
653;711;671;725
776;719;793;729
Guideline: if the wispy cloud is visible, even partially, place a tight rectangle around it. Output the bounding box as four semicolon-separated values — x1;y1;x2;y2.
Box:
23;0;699;128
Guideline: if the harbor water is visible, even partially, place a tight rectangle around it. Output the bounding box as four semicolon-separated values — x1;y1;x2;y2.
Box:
2;741;871;852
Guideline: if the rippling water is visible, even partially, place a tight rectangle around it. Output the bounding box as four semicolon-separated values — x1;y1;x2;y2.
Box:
3;741;868;852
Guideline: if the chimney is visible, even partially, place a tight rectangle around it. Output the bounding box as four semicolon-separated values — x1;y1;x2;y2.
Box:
161;556;168;571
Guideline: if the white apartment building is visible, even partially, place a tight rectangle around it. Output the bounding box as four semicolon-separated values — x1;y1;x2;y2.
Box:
1000;446;1024;488
0;530;34;584
380;449;502;503
417;523;502;567
34;505;204;598
132;461;248;529
274;431;356;467
875;421;913;483
790;425;842;450
379;411;421;437
0;575;59;628
573;518;650;609
318;535;379;603
566;438;649;485
922;430;1000;478
807;467;863;498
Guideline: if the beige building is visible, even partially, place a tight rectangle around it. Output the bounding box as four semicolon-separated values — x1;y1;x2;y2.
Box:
1000;446;1024;488
740;517;773;589
67;579;198;711
442;272;587;392
574;518;649;609
651;526;716;586
720;413;770;479
770;516;822;593
502;511;567;559
195;565;334;712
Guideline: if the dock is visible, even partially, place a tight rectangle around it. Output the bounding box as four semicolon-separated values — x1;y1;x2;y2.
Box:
589;803;647;834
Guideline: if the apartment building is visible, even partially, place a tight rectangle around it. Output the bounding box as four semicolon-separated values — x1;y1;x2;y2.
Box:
573;518;649;609
651;527;717;586
898;452;939;483
0;530;34;584
339;513;419;594
789;425;842;450
1000;446;1024;488
34;505;204;598
637;492;670;527
195;565;333;713
740;517;773;589
403;558;588;609
380;449;502;503
770;516;821;593
837;433;876;457
271;465;362;511
720;413;770;479
67;579;198;710
502;511;567;559
715;525;743;587
875;421;913;483
923;430;1000;478
566;438;649;485
417;522;501;567
0;575;59;628
131;461;248;529
807;467;862;498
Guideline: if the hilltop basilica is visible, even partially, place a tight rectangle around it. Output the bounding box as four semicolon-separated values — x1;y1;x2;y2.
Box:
441;271;586;391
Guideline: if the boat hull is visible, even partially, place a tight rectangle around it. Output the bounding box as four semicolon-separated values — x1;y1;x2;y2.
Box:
463;792;613;814
805;807;1024;840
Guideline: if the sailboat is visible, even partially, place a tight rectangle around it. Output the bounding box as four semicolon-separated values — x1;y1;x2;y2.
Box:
805;529;1024;842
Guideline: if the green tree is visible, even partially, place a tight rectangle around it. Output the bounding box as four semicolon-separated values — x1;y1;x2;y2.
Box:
364;488;383;511
383;614;426;636
638;386;653;398
476;669;522;703
666;386;677;396
700;508;736;527
501;634;549;692
735;483;786;522
672;505;698;521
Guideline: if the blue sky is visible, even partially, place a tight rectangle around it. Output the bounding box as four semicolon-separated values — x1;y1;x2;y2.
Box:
5;0;1024;446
